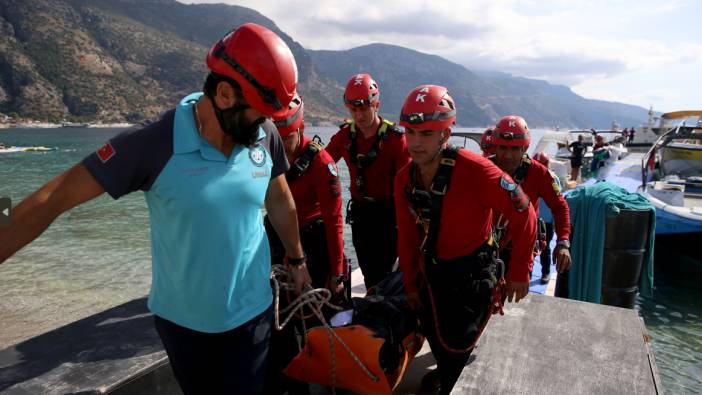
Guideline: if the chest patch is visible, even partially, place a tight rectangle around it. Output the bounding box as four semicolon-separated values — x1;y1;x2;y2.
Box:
249;144;267;167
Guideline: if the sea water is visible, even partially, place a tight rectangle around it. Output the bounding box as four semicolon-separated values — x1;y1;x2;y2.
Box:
0;126;700;393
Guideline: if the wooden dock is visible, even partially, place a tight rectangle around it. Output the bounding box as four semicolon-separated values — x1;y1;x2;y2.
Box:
451;294;662;394
0;292;662;394
0;297;178;395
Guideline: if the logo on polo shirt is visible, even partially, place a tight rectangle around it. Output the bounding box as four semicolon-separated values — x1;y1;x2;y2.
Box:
249;144;267;167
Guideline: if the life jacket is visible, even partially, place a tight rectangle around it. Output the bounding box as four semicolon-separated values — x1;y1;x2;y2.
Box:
286;135;324;182
344;118;402;199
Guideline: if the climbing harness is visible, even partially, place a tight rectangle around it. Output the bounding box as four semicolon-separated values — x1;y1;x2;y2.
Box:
286;135;324;182
405;146;507;354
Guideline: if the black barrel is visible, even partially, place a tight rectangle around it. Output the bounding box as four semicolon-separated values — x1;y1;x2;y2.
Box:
601;209;653;308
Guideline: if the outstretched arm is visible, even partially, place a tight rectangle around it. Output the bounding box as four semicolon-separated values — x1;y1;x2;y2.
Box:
0;163;105;264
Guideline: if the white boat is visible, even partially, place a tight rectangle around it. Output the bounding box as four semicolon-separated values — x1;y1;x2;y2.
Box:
639;110;702;235
533;130;628;185
0;145;56;153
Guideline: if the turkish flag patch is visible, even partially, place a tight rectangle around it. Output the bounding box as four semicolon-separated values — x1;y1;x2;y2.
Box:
97;142;116;163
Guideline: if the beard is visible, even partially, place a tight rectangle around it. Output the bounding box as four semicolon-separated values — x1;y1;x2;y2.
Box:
213;104;265;147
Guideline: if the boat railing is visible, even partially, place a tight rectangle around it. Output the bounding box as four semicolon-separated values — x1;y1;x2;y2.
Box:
641;121;702;189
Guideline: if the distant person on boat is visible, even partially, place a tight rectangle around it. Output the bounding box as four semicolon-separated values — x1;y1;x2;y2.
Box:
395;85;537;393
628;127;636;143
480;127;496;157
0;23;311;395
491;115;572;283
568;134;586;181
590;135;611;179
593;134;609;150
264;93;346;394
621;127;629;142
532;151;560;283
326;73;410;289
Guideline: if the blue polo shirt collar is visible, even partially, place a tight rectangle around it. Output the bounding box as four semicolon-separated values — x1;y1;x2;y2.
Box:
173;92;267;163
174;92;203;155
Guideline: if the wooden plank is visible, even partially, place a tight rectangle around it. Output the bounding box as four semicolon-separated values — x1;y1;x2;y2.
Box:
0;297;178;394
451;294;659;394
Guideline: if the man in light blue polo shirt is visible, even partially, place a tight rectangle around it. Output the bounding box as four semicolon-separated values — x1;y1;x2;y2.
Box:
0;23;310;394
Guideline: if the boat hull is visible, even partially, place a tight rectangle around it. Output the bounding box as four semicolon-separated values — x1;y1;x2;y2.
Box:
641;189;702;234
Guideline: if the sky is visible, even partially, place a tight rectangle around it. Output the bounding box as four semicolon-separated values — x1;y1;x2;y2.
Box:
181;0;701;113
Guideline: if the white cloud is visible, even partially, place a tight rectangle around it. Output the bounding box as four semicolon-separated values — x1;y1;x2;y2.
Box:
180;0;702;109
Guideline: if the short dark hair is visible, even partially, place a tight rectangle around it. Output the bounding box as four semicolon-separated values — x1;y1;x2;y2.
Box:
203;72;243;101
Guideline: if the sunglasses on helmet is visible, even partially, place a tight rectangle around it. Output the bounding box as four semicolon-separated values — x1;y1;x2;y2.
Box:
496;132;528;140
400;109;456;125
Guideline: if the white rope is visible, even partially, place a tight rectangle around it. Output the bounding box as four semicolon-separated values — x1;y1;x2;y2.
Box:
270;264;380;394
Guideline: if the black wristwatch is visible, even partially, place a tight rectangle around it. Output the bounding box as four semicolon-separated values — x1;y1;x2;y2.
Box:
287;254;307;267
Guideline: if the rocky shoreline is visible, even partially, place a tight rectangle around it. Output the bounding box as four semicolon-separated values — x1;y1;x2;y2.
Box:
0;121;134;129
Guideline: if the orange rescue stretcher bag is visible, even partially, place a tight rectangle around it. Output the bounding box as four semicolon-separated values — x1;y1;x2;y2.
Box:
284;271;424;394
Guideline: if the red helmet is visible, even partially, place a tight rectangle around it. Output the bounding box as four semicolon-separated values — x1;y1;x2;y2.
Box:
206;23;298;118
272;93;304;137
480;127;496;155
533;151;549;166
399;85;456;131
494;115;531;147
343;73;379;108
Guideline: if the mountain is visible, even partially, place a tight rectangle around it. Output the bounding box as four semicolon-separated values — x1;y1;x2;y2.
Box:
310;44;493;126
0;0;648;128
0;0;341;124
310;44;648;128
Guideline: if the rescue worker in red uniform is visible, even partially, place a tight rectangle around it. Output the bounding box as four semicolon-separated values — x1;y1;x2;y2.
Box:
264;93;346;395
491;115;572;276
326;73;411;289
395;85;537;393
480;127;496;157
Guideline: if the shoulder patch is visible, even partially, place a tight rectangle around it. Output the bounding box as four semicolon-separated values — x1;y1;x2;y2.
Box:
500;175;517;191
97;142;116;163
327;162;338;177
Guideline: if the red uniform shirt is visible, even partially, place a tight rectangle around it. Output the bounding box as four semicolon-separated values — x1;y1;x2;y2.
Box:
326;118;410;201
288;135;344;276
519;160;571;242
394;149;537;293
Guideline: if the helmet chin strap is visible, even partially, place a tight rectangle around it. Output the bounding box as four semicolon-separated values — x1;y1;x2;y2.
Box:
430;135;446;162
